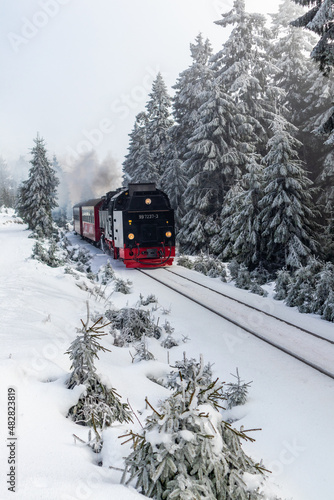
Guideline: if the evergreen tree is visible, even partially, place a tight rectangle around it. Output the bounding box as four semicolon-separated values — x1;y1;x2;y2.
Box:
52;155;71;222
210;183;243;259
212;0;280;156
270;0;333;180
17;135;59;237
0;157;16;208
178;67;248;254
122;112;158;184
229;158;264;269
122;358;265;499
159;133;188;229
291;0;334;137
259;115;320;270
66;315;132;428
172;34;213;164
145;73;173;178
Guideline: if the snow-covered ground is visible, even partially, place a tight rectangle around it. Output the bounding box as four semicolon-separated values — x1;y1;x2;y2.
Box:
0;210;333;500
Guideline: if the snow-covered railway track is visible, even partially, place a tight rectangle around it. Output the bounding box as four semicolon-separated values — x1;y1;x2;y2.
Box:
164;267;334;345
137;267;334;380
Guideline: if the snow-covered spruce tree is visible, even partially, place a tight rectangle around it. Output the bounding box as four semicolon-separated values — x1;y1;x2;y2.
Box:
274;269;293;301
313;261;334;320
17;135;59;237
225;369;252;410
66;314;132;428
291;0;334;78
145;72;173;180
259;114;320;270
285;257;322;312
270;0;333;181
210;182;243;259
159;132;188;230
122;357;266;500
105;307;162;347
52;154;71;224
0;157;16;208
122;112;159;184
178;67;248;255
212;0;281;157
172;33;213;165
291;0;334;141
229;157;265;269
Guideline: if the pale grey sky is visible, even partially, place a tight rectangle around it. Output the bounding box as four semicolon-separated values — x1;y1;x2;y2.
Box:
1;0;281;170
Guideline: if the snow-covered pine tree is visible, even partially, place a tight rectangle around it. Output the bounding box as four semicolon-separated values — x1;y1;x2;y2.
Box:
313;261;334;320
229;157;264;269
0;157;16;208
291;0;334;77
212;0;281;157
159;130;188;230
17;135;59;237
172;34;213;165
52;155;71;224
291;0;334;139
177;66;248;255
259;114;320;270
210;182;243;260
122;357;266;500
274;268;293;301
225;368;252;410
270;0;333;181
316;148;334;260
66;314;132;428
122;112;159;184
145;73;173;179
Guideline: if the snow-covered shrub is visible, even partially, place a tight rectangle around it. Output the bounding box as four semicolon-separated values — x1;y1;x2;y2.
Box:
228;259;241;280
285;258;322;312
176;255;193;269
313;262;334;321
113;277;132;294
138;293;158;306
277;259;334;321
166;353;213;393
160;321;179;349
31;239;64;267
249;282;268;297
66;315;132;429
132;336;155;363
106;307;162;346
225;369;252;410
66;245;92;273
99;260;115;285
122;358;266;500
235;265;252;290
274;269;293;301
192;253;227;280
250;266;271;285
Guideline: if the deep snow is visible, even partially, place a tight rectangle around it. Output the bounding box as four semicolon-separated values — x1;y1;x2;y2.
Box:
0;210;333;500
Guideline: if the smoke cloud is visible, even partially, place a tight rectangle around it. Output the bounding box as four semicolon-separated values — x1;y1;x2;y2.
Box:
63;150;122;204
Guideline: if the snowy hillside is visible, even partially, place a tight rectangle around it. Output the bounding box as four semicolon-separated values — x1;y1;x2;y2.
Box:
0;210;333;500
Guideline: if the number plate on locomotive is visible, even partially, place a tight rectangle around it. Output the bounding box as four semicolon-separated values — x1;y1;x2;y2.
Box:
137;213;159;220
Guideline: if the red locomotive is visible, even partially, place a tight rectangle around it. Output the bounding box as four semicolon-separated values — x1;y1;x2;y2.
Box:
73;183;175;268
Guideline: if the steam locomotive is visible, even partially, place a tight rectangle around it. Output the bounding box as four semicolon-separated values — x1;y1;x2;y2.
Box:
73;183;175;268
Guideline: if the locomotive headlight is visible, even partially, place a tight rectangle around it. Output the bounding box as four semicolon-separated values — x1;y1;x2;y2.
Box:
145;198;152;205
128;233;135;240
165;231;172;238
